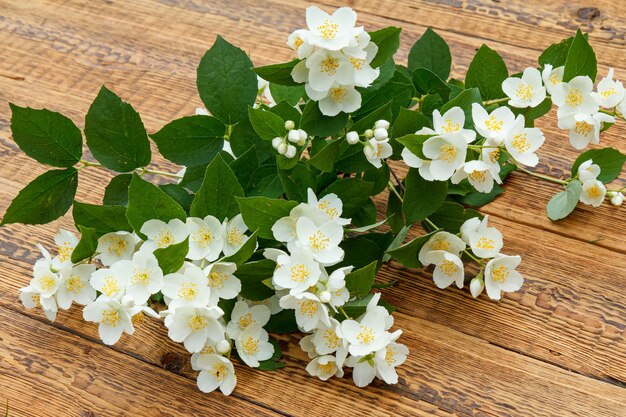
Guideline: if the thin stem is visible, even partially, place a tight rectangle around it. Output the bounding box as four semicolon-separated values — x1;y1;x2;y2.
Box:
423;217;440;231
339;307;351;320
387;181;404;202
79;159;183;179
463;249;486;266
515;165;568;186
386;162;405;192
482;97;509;106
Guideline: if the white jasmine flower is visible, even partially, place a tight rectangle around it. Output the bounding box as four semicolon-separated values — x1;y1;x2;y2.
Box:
222;214;249;256
420;107;476;143
502;67;546;108
481;146;503;175
163;305;225;353
401;148;435;181
363;138;393;169
256;76;276;107
469;276;485;298
307;83;361;116
344;355;376;387
204;262;240;304
161;265;211;310
484;254;524;300
618;96;626;116
83;297;158;345
460;216;482;244
306;355;344;380
280;292;331;331
422;250;465;289
307;188;351;226
245;294;283;315
373;339;409;384
451;160;502;193
291;60;309;84
610;192;624;206
140;218;189;252
272;202;327;243
52;229;79;268
472;104;516;146
90;264;127;300
96;231;138;266
422;133;468;180
312;317;347;361
186;216;224;261
114;251;163;304
56;264;97;309
292;217;344;265
226;300;271;339
190;341;220;370
560;112;614;150
235;324;274;367
503;116;545;167
541;64;564;96
305;49;354;92
467;218;503;259
287;29;314;59
285;145;297;159
418;231;466;265
341;310;398;357
299;334;318;358
590;68;625;108
19;285;58;322
551;76;599;123
365;292;394;331
346;131;360;144
273;249;322;295
30;258;61;299
577;159;601;182
580;179;606;207
319;266;352;309
305;6;357;51
196;354;237;395
348;42;380;88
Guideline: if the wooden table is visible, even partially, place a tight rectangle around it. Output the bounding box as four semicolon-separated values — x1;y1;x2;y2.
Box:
0;1;624;415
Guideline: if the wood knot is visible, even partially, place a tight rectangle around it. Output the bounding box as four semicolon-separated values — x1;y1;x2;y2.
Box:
80;412;97;417
160;352;183;373
576;7;600;21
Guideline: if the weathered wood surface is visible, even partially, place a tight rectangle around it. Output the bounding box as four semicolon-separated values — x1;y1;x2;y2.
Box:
0;0;624;416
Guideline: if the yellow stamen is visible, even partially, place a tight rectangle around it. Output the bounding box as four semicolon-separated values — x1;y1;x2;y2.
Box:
491;264;510;284
485;115;504;131
515;83;534;101
241;336;259;355
308;231;330;252
188;315;208;331
101;308;120;327
290;263;310;283
438;144;458;163
512;133;531;153
356;326;375;344
66;275;84;294
329;87;348;103
565;89;583;107
178;282;198;301
439;260;458;276
317;20;338;40
299;300;318;317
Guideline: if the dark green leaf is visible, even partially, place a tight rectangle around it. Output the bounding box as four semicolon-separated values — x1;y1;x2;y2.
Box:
300;101;349;137
386;187;404;234
363;163;390;195
257;338;285;371
153;238;189;274
246;165;284;198
403;168;448;224
269;84;305;106
70;226;98;263
248;107;285;141
427;202;483;233
229;146;260;189
571;147;626;183
395;134;434;159
412;68;451;100
265;309;299;333
253;60;302;86
221;230;258;265
345;261;377;298
386;232;435;268
539;36;575;68
322;178;374;217
197;36;258;124
236;197;298;239
547;180;582;221
150;115;225;166
408;28;452;80
279;162;316;202
563;29;597;82
342;294;394;318
309;138;342;172
465;45;508;100
349;101;393;134
440;88;482;128
73;202;132;235
230;114;275;164
179;165;208;192
191;155;244;220
9;104;82;167
355;70;413;121
369;26;402;68
159;184;193;213
103;174;132;206
1;168;78;226
351;199;377;227
84;86;151;172
269;101;302;125
235;259;276;301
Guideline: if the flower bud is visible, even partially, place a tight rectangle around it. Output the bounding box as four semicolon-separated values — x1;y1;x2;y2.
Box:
296;137;306;146
284;120;295;130
319;291;332;303
611;191;624;206
121;294;136;309
374;119;390;130
374;127;388;141
285;145;297;159
298;129;308;141
470;275;484;299
216;339;231;354
346;131;360;145
277;142;288;155
271;137;283;149
364;129;374;139
288;129;300;143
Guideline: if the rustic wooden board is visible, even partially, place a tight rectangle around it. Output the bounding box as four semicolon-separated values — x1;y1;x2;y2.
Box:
0;0;624;416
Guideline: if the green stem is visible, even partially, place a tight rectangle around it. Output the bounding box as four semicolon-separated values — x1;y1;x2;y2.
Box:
388;181;404;202
423;217;440;231
78;159;183;179
515;165;569;186
339;307;351;320
463;249;486;266
482;97;509;106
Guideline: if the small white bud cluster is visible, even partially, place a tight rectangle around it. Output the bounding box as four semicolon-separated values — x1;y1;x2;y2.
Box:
272;120;308;159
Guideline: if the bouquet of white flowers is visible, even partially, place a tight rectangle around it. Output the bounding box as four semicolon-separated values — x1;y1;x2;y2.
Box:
3;5;624;396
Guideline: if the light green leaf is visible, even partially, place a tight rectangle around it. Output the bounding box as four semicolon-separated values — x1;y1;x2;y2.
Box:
190;155;244;221
9;104;82;167
547;180;582;221
408;27;452;80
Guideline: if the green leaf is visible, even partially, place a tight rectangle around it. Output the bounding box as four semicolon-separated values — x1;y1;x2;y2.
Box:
395;134;434;159
9;104;82;167
197;36;258;124
349;101;393;134
253;60;302;86
355;70;413;121
300;101;349;137
309;138;342;172
571;147;626;183
190;155;244;221
248;107;285;141
221;230;258;265
412;68;451;101
322;178;374;217
236;197;298;239
257;338;285;371
230;114;275;164
103;174;132;206
440;88;482;128
345;261;377;298
246;165;284;198
539;35;575;68
150;115;225;166
269;84;305;106
351;199;377;227
427;202;482;233
279;162;316;202
465;45;508;100
1;168;78;226
265;309;298;333
363;163;390;195
386;232;435;268
408;28;452;80
179;165;208;192
335;234;389;271
547;180;582;221
73;202;132;235
84;86;151;172
342;294;395;318
386;187;404;234
390;108;431;158
269;101;302;126
235;259;276;301
70;226;98;263
126;174;186;236
159;184;193;213
229;146;260;189
563;29;597;82
403;168;448;224
369;26;402;68
153;238;189;274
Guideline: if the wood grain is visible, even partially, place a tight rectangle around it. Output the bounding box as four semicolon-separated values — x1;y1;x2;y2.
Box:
0;0;624;416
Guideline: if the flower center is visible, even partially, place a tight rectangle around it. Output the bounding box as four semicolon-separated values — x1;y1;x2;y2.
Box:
476;237;495;250
39;273;57;292
308;231;330;252
432;240;450;251
132;268;151;286
317;19;338;40
101;308;120;327
600;87;616;98
439;260;458;276
468;170;487;183
565;89;583;107
512;133;531;153
227;227;244;246
323;329;340;349
299;300;318;317
438;144;458;163
350;57;364;70
57;243;73;263
318;361;336;374
188;315;209;331
491;264;510;284
178;282;198;301
329;87;348;103
192;227;213;248
385;346;396;366
294;37;304;50
241;336;260;355
157;230;174;248
441;119;460;133
485;115;504;131
290;263;310;283
108;237;127;256
574;121;593;136
356;326;375;344
548;72;561;86
239;312;254;329
66;275;84;294
209;271;225;289
211;362;228;381
317;200;338;219
515;83;534;101
489;149;500;163
320;57;339;75
101;275;119;297
586;185;603;199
